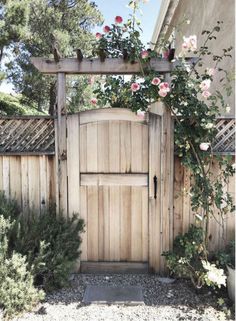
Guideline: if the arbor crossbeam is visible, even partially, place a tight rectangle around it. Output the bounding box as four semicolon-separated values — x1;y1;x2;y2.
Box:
30;57;190;75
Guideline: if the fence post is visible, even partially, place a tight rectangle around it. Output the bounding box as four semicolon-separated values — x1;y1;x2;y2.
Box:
55;72;68;216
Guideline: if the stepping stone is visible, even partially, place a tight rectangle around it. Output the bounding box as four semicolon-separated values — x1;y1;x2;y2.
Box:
83;285;144;305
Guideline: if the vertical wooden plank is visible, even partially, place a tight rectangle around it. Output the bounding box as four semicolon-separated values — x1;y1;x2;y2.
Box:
182;167;191;233
21;157;29;213
142;125;149;173
80;185;88;261
0;157;3;191
59;116;68;215
98;186;105;260
160;105;174;272
109;186;120;261
109;121;120;173
169;117;175;250
67;114;80;216
39;155;47;213
47;156;56;206
226;173;235;242
97;121;109;172
2;156;10;198
208;159;220;252
103;186;110;261
80;124;87;172
142;187;148;261
131;123;142;172
120;186;131;261
173;157;184;238
86;122;98;172
87;186;99;261
9;156;21;204
131;186;142;261
28;156;40;211
120;121;131;173
54;118;59;213
149;113;161;272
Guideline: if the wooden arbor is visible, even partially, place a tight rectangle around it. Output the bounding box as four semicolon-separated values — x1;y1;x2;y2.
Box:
31;57;174;273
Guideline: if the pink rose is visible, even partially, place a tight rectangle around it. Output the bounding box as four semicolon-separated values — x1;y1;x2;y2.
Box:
202;91;211;99
131;82;140;92
200;79;211;91
95;32;102;40
151;77;161;86
159;90;167;97
103;25;111;33
189;35;197;50
115;16;123;24
88;76;95;85
159;82;170;92
206;68;215;76
163;50;170;59
199;143;210;151
182;42;188;51
182;35;197;52
141;50;149;59
137;110;145;119
90;98;97;105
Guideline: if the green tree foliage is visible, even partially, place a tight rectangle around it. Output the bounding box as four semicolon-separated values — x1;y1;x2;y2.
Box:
0;92;44;115
0;0;30;62
1;0;102;114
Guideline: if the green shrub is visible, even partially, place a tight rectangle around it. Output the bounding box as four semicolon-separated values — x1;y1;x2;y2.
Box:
162;225;226;289
214;241;235;270
0;215;44;319
0;192;85;292
13;209;85;291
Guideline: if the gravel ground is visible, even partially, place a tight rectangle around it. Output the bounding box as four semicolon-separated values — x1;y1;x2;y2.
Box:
3;274;233;321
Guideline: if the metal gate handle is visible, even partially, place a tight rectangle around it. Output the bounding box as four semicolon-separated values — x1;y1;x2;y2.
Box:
153;175;157;199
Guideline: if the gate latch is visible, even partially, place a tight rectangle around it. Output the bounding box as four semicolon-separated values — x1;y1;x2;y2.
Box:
153;175;157;199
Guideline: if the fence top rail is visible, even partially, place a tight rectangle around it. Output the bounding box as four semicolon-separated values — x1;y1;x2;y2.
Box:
30;57;197;75
0;115;54;120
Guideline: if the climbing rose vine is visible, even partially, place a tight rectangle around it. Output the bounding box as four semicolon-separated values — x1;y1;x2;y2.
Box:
89;0;234;289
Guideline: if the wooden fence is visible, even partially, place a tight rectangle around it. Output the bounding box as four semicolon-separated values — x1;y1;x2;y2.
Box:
0;154;234;252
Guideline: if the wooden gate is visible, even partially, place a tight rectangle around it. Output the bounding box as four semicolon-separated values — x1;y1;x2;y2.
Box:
57;106;173;273
79;108;149;264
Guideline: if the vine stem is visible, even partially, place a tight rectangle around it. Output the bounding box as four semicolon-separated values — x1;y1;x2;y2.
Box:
164;101;210;256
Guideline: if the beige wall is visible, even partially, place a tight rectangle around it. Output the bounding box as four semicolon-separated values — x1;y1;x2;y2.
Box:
163;0;235;116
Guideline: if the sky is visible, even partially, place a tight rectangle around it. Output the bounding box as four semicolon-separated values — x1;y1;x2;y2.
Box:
94;0;161;45
0;0;161;94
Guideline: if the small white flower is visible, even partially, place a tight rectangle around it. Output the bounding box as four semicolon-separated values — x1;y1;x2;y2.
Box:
200;79;211;91
199;142;210;151
205;123;214;129
181;35;197;52
202;260;226;288
194;213;203;221
186;19;191;24
226;105;231;113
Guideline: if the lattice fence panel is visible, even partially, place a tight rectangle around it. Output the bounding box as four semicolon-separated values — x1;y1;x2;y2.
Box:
0;117;54;154
212;118;235;154
0;116;234;155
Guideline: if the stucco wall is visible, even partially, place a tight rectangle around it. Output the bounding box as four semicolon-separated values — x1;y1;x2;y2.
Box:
163;0;235;116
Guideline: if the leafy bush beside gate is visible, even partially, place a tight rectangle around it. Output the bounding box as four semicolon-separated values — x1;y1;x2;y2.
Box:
0;192;84;319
